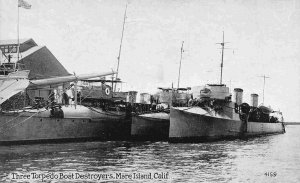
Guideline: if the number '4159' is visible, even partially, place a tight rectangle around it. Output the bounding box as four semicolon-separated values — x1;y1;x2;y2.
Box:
265;172;277;177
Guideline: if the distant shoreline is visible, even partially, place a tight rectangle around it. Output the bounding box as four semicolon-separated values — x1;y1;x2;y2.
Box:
284;122;300;125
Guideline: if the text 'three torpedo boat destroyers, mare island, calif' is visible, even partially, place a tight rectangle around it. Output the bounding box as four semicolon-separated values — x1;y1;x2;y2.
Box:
169;32;285;142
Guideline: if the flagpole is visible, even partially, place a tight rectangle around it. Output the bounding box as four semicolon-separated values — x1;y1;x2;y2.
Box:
17;2;20;64
17;0;32;65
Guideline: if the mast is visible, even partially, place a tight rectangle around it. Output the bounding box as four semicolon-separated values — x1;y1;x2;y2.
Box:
18;2;22;107
220;32;224;84
17;3;20;68
177;41;184;89
259;75;270;104
216;31;229;85
114;4;128;92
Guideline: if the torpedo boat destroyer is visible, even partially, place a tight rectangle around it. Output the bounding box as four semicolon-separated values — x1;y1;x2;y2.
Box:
0;40;135;145
131;41;192;140
0;2;138;144
169;33;285;142
131;87;191;140
0;64;133;144
169;85;285;142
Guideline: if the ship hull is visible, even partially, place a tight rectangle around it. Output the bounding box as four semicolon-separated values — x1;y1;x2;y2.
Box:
131;112;169;140
0;106;131;145
169;107;285;142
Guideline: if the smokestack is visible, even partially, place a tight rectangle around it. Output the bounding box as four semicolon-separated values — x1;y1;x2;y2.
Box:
127;91;138;104
140;93;151;104
251;93;259;107
233;88;243;105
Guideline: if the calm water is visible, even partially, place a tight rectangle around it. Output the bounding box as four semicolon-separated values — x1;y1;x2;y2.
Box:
0;125;300;183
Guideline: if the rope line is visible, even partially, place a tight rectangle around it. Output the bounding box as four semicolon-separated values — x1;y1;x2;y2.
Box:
0;109;46;134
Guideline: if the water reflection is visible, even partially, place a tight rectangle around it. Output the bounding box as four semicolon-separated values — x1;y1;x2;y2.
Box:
1;126;300;182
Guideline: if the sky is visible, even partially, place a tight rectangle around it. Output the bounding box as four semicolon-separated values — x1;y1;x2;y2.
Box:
0;0;299;121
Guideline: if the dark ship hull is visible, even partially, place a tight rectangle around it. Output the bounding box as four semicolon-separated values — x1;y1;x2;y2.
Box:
131;87;191;141
131;112;169;140
0;105;131;145
169;107;286;142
